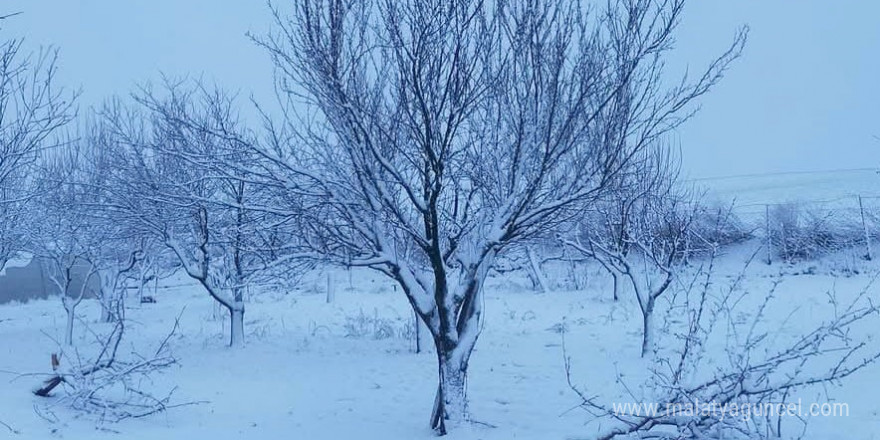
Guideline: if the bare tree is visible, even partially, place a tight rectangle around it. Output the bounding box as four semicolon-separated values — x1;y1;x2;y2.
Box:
61;120;146;323
95;82;293;347
27;143;99;346
562;149;701;357
256;0;745;432
42;252;97;347
128;237;170;304
0;37;75;271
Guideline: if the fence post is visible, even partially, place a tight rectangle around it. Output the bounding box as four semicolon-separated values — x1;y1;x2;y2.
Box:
765;204;772;265
859;195;872;260
326;273;335;303
414;308;421;354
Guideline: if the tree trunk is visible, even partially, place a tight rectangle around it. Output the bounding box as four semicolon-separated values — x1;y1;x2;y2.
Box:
212;298;223;321
229;303;245;347
100;290;123;323
414;309;421;353
100;292;113;323
526;247;550;293
137;266;147;304
640;301;654;358
98;269;118;323
431;348;469;435
64;306;75;346
326;273;334;303
611;272;619;301
405;253;491;435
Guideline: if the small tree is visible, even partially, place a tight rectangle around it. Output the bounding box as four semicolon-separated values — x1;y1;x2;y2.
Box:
67;120;145;323
28;143;98;346
96;83;289;347
565;178;700;357
561;147;705;357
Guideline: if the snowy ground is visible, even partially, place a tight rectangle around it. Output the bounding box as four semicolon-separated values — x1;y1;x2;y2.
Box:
2;242;879;439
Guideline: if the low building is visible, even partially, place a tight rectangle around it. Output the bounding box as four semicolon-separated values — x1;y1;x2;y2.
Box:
0;254;100;305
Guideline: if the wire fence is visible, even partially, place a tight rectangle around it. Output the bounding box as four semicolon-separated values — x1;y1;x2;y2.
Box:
698;167;880;263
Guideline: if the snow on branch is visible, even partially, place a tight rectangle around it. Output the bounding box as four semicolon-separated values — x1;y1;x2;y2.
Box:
565;258;880;440
30;309;196;424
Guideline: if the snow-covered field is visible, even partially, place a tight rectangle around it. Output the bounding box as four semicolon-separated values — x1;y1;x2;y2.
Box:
2;0;879;437
700;168;880;222
2;241;879;440
701;168;880;206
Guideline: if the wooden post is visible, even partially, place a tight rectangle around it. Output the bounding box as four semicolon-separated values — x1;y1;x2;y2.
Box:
414;309;421;354
346;252;353;289
765;204;772;265
326;273;334;303
859;195;872;260
153;267;159;296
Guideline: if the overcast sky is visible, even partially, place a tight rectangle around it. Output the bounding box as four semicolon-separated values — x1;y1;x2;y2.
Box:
4;1;878;179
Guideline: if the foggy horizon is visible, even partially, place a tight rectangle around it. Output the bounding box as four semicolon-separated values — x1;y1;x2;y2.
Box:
5;0;878;179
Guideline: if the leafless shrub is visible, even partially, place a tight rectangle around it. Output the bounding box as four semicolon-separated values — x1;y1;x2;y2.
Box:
566;252;880;439
344;308;412;340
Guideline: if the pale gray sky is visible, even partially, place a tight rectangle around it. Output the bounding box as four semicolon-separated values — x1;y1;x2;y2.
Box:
4;1;878;178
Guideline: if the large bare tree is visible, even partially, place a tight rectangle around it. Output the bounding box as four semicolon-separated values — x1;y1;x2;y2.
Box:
257;0;745;432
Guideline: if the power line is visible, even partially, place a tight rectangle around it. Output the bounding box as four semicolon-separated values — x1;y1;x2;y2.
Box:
686;167;880;182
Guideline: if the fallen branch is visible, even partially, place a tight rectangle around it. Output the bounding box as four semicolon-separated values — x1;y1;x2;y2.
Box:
0;418;19;435
32;308;188;423
0;12;24;20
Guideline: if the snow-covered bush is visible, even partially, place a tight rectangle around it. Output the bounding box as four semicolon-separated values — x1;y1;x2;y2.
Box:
687;202;753;253
770;203;862;261
344;309;415;341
